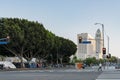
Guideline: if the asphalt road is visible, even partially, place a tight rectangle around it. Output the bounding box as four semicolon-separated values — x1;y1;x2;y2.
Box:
0;70;102;80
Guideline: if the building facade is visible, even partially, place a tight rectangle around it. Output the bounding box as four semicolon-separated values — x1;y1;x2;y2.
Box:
76;29;103;60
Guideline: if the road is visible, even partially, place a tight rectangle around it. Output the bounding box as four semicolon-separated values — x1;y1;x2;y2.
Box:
0;70;102;80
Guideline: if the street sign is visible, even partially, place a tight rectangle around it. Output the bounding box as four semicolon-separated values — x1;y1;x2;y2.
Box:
0;41;8;44
82;41;91;44
0;36;10;45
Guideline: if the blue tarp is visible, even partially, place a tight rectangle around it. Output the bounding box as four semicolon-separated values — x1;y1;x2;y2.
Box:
0;42;8;44
29;62;37;68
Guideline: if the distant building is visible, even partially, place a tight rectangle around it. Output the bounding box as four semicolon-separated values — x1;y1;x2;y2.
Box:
95;29;103;59
76;29;103;60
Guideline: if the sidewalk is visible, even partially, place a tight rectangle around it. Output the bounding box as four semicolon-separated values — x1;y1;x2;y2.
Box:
0;66;116;72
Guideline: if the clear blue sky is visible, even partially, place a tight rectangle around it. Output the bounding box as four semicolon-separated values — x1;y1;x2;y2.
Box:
0;0;120;57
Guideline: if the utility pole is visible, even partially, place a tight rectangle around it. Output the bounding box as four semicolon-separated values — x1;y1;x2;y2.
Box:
107;36;109;55
102;24;104;48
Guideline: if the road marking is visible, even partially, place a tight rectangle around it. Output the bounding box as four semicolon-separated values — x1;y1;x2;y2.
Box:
96;79;120;80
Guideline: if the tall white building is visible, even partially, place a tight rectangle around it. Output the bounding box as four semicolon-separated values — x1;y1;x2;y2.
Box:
76;29;103;60
95;29;103;59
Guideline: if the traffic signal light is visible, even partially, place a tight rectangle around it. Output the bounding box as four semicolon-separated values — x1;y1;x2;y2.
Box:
108;53;111;58
102;48;106;54
106;55;109;58
106;54;111;59
79;37;82;43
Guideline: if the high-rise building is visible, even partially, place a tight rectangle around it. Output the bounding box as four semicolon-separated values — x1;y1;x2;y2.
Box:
95;29;103;59
76;29;103;60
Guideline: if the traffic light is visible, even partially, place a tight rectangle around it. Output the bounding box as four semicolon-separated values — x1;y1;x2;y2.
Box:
106;55;109;58
102;48;106;54
79;37;82;43
106;54;111;59
108;53;111;58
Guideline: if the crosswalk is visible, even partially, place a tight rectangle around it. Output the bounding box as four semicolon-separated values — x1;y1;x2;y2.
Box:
96;70;120;80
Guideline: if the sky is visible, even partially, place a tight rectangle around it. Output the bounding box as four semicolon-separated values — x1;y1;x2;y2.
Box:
0;0;120;57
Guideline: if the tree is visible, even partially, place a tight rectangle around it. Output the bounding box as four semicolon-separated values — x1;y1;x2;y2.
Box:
0;18;47;67
0;18;77;67
109;56;117;63
71;55;77;63
85;57;98;66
